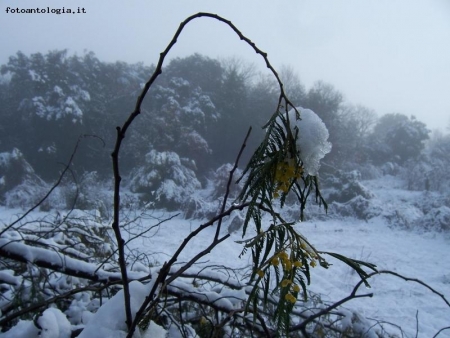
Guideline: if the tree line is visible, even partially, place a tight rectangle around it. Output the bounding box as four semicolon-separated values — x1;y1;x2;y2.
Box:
0;49;445;210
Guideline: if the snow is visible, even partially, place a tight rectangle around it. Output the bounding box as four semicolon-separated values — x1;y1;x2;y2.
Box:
37;308;72;338
0;270;22;286
0;236;146;283
142;321;167;338
78;281;151;338
121;175;449;337
281;107;332;175
0;308;71;338
0;175;449;337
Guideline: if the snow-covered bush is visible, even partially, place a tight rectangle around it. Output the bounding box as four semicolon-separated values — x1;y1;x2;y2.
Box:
417;206;450;232
0;308;72;338
0;210;116;332
330;195;382;220
71;172;113;218
402;132;450;193
0;148;50;208
345;163;382;180
326;170;374;203
324;171;382;220
182;163;245;220
209;163;244;200
128;149;201;210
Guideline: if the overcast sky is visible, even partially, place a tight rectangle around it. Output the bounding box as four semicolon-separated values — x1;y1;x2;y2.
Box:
2;0;450;131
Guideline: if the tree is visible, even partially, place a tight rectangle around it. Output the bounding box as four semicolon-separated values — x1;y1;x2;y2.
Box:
0;51;153;179
337;104;378;165
278;65;306;107
303;81;345;167
164;53;223;100
369;113;430;165
403;130;450;192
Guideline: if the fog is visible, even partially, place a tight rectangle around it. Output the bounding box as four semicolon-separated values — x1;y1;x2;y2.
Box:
1;0;450;131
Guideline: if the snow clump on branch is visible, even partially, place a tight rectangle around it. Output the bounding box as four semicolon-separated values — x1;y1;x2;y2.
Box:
284;107;332;176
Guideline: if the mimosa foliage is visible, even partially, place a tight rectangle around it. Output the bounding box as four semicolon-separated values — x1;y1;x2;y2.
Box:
237;99;377;335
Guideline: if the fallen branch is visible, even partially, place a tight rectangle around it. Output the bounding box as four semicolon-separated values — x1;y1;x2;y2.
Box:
0;238;146;283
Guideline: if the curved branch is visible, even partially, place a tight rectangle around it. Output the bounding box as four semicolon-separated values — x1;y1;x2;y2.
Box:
433;326;450;338
290;269;450;335
110;12;305;336
369;270;450;308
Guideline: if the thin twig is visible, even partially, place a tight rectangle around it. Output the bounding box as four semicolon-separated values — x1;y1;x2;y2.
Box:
215;126;252;241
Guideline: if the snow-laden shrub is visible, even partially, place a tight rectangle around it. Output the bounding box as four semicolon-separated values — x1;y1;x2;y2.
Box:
209;163;244;200
381;161;401;176
416;206;450;232
0;148;51;208
182;163;245;221
344;163;382;180
0;210;115;332
71;172;113;218
0;150;112;213
414;192;450;214
0;148;35;191
0;308;72;338
382;204;424;229
323;170;382;220
326;170;374;204
402;133;450;193
128;149;201;210
330;195;382;220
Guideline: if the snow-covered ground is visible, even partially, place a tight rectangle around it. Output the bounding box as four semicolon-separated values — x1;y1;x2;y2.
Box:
123;175;450;337
1;175;449;337
124;216;450;337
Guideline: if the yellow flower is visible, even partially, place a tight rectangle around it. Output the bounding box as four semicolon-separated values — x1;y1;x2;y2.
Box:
310;260;317;268
293;261;303;268
292;284;301;293
256;270;265;278
271;257;279;266
285;293;296;303
285;260;292;271
279;251;289;260
281;279;291;288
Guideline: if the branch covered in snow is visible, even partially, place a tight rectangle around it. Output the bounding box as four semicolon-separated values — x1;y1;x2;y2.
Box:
0;238;146;283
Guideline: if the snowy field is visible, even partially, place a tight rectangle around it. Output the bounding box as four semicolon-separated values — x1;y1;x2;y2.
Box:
122;214;450;337
119;175;450;337
1;175;449;337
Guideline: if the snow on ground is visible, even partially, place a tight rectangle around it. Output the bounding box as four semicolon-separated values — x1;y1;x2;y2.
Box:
123;175;450;337
300;219;450;337
124;212;449;337
1;175;449;337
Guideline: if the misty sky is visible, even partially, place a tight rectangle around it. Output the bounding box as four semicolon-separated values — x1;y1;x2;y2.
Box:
1;0;449;131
